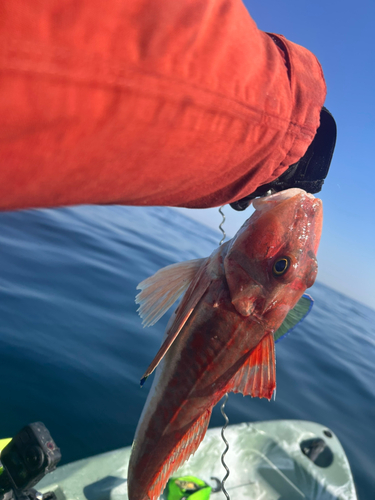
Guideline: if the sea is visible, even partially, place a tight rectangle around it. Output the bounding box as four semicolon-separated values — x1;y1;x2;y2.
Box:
0;205;374;500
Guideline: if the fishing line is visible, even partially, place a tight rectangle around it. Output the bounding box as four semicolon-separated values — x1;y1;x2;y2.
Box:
218;206;230;500
220;394;230;500
218;206;226;245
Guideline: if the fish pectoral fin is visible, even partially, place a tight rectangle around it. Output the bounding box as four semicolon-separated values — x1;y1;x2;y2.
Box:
148;408;212;500
141;259;212;387
141;263;213;385
136;257;206;327
228;333;276;400
274;294;313;343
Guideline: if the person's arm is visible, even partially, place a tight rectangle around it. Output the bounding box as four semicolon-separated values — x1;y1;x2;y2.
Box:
0;0;326;211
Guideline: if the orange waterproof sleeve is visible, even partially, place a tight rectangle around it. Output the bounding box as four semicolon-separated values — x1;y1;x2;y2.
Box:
0;0;326;211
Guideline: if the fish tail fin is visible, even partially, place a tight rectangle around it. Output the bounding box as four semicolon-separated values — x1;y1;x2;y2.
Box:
147;408;212;500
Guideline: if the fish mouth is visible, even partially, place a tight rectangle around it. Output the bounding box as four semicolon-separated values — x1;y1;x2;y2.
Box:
252;188;323;255
252;188;316;214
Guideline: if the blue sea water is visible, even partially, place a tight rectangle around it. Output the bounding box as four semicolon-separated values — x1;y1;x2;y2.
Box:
0;205;374;500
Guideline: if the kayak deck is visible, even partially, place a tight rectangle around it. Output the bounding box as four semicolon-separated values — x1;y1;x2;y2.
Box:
38;420;357;500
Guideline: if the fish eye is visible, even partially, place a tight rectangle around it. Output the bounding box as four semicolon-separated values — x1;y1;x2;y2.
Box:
272;257;290;277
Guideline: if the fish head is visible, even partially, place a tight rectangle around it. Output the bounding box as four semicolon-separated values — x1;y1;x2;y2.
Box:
224;188;323;321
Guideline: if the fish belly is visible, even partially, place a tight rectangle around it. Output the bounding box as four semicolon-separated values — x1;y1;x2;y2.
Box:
128;280;264;500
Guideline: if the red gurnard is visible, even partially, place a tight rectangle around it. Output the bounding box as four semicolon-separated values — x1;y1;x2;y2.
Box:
128;188;323;500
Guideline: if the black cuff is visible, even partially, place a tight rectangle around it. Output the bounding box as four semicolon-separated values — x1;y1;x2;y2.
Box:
230;107;337;211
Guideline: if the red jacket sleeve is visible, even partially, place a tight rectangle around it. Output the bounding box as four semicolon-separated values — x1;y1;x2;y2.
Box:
0;0;326;210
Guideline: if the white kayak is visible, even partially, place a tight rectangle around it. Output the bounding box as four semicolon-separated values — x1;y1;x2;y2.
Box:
38;420;357;500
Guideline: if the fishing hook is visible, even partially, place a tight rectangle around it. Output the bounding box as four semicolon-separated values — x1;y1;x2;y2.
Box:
209;477;222;493
218;206;230;500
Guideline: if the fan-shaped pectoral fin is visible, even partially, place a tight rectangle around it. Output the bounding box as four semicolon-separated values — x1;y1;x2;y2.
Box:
136;258;207;327
227;333;276;400
140;263;213;386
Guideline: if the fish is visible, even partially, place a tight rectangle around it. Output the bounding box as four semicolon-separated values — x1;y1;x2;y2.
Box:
128;188;323;500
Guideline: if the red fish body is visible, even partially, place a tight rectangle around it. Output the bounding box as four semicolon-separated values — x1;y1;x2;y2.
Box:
128;189;323;500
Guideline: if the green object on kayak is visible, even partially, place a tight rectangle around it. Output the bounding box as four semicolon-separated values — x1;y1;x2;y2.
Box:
165;476;211;500
0;438;12;494
0;439;12;475
0;438;11;451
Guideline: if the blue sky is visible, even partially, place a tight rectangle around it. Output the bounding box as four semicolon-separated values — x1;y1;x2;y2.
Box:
176;0;375;310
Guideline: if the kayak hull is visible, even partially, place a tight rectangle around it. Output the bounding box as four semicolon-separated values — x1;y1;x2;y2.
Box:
38;420;357;500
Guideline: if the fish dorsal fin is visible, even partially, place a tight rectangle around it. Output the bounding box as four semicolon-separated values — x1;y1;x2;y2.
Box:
140;261;212;385
274;294;313;343
228;333;276;400
136;258;206;327
148;408;212;500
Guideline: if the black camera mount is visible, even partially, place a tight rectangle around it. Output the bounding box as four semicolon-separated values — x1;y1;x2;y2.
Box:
0;423;61;500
